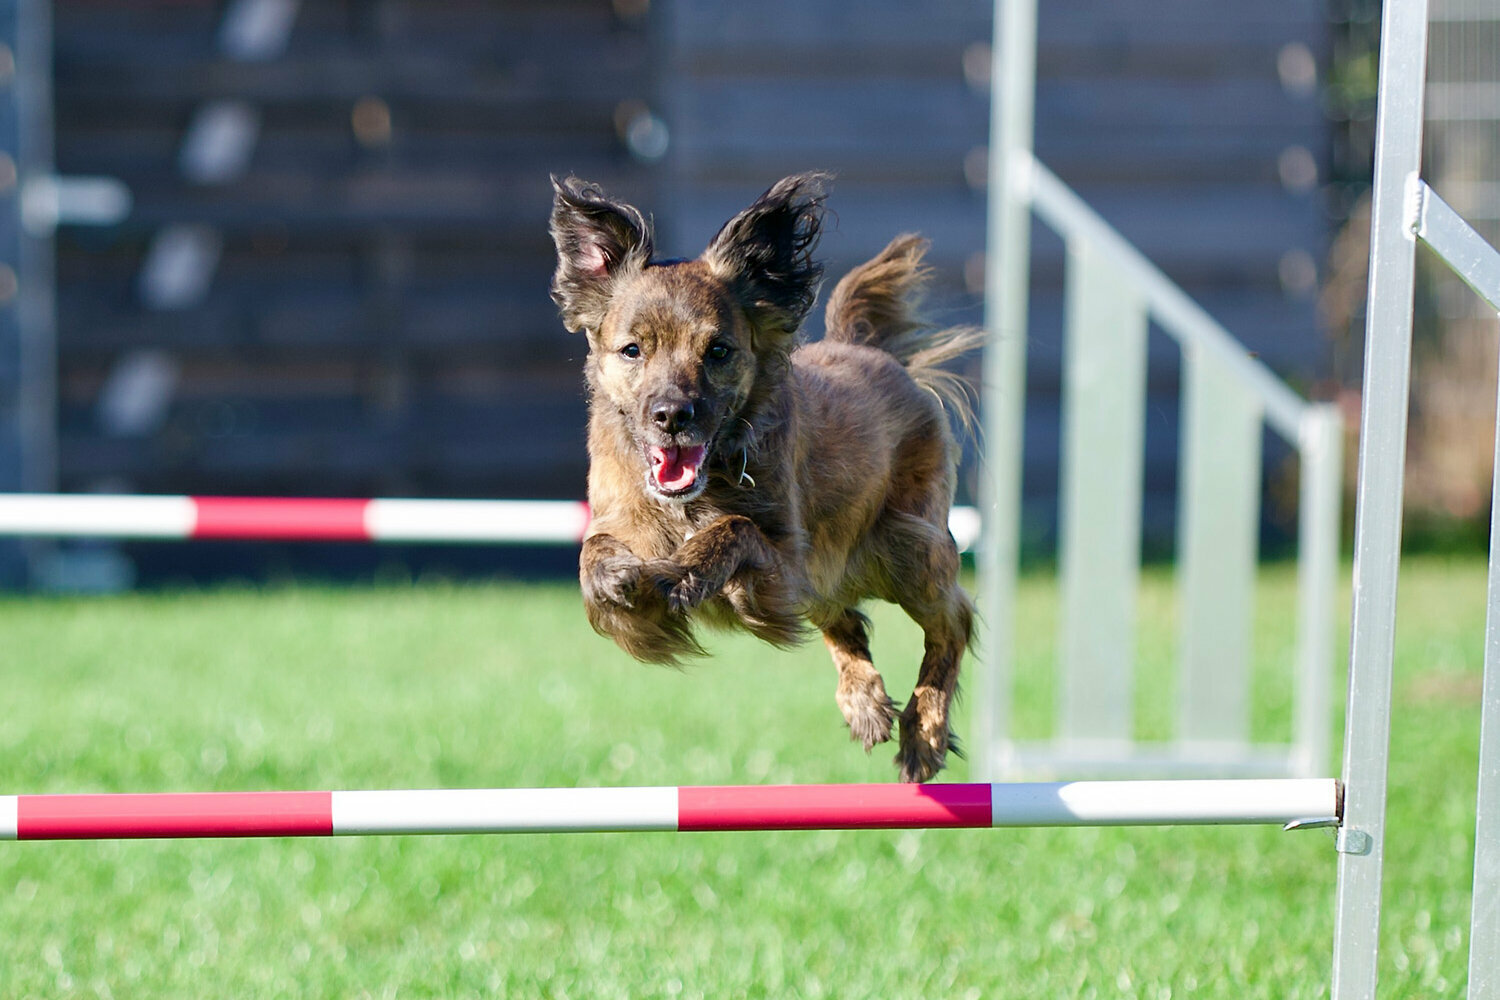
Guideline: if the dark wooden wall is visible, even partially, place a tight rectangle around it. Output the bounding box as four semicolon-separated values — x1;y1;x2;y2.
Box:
46;0;1329;573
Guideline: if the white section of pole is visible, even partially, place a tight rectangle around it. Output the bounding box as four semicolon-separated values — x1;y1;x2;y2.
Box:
331;787;680;836
363;499;591;544
989;779;1338;828
0;493;196;537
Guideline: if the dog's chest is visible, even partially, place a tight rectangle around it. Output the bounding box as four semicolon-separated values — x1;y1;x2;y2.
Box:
632;500;705;558
642;496;752;556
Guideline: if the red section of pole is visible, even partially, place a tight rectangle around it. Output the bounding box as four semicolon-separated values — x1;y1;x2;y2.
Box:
190;498;371;541
677;783;993;832
17;792;334;840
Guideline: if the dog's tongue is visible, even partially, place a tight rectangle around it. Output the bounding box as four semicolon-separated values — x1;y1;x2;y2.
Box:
650;444;707;492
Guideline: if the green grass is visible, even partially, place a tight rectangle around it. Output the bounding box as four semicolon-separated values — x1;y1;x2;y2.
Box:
0;556;1488;998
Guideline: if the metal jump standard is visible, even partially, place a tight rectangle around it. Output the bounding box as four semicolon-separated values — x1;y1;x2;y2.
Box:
1326;0;1500;995
980;0;1500;992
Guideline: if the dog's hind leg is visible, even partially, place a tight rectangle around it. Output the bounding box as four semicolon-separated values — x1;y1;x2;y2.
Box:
896;592;971;782
818;608;898;751
876;512;975;782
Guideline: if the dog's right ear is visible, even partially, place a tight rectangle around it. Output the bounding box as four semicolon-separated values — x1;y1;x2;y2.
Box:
549;175;654;334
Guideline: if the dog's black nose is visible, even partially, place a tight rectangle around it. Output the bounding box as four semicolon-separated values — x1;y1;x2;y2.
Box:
651;399;695;434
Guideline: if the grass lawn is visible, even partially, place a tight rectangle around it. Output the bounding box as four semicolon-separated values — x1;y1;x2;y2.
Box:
0;555;1488;998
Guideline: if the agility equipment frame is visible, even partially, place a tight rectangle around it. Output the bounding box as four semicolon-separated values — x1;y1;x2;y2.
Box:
979;0;1500;992
977;0;1343;782
1328;0;1500;995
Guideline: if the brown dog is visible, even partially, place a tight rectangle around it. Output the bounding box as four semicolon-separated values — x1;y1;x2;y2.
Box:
548;172;979;782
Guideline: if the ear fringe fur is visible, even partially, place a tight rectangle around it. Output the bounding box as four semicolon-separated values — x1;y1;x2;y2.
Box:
549;175;654;333
703;172;831;341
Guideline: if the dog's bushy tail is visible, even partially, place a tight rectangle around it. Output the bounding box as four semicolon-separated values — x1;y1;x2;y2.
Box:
823;234;984;438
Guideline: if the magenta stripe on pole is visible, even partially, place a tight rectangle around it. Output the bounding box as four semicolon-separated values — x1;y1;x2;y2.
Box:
17;792;333;840
677;783;993;831
190;497;371;541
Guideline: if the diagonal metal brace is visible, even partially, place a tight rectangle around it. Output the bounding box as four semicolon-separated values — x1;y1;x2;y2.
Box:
1411;179;1500;312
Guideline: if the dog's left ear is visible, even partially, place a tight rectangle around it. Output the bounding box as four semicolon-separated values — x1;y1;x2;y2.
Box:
703;172;829;344
550;175;655;334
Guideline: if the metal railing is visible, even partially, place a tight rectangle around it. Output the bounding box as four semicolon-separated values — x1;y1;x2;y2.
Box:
977;0;1342;781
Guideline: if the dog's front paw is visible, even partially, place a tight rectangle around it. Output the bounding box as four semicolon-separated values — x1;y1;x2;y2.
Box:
583;553;648;610
642;560;715;615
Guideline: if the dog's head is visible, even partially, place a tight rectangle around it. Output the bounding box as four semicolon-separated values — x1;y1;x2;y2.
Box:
550;173;827;503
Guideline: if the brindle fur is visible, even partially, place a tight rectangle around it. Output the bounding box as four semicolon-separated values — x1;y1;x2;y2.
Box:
549;172;980;782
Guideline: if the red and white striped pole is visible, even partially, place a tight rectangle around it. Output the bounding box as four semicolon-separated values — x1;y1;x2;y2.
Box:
1;779;1339;841
0;495;592;544
0;494;985;551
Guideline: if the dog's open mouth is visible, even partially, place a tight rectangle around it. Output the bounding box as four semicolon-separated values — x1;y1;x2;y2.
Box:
647;444;707;497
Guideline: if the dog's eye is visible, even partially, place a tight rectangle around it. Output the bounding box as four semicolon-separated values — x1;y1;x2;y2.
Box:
706;343;733;362
619;343;642;360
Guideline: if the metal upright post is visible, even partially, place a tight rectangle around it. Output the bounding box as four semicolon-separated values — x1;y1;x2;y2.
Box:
977;0;1037;778
1330;0;1430;995
1472;295;1500;1000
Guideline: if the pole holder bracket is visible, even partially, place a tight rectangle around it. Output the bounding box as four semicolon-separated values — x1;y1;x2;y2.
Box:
1335;827;1373;855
